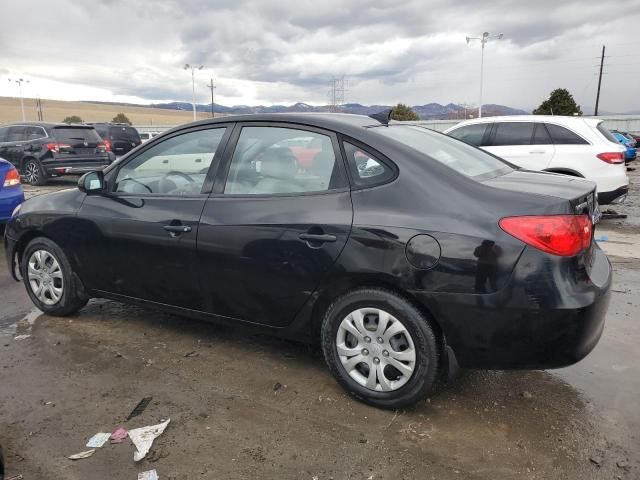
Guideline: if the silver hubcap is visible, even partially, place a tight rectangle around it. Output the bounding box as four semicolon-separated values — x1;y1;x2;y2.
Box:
25;162;39;184
27;250;63;305
337;308;416;392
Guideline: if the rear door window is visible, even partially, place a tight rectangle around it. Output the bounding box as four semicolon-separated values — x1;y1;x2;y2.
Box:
0;126;9;142
25;126;47;140
447;123;489;146
7;126;26;142
532;123;552;145
491;122;535;146
546;124;588;145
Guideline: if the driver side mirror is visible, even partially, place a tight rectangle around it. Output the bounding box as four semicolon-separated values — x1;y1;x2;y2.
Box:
78;170;106;194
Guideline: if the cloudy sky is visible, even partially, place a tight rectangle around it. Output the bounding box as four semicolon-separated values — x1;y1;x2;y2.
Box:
1;0;639;112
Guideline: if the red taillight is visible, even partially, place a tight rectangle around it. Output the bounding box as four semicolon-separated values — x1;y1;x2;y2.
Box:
499;215;592;257
3;167;20;187
97;141;110;152
597;152;624;164
103;139;112;151
46;143;72;153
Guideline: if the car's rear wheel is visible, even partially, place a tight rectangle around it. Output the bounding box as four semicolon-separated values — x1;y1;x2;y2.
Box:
23;158;47;186
22;237;88;316
321;288;440;409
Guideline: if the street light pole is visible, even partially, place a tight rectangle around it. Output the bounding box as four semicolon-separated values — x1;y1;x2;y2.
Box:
466;32;503;118
8;77;30;121
184;64;204;121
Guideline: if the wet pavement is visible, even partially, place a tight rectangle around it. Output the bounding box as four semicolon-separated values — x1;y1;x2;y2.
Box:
1;171;639;479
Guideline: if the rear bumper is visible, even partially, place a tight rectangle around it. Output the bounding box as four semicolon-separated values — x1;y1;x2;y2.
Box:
414;244;612;369
0;187;24;222
42;158;110;176
598;185;628;205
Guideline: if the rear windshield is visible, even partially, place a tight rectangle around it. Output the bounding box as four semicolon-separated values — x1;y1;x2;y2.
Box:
371;125;513;179
596;122;619;143
53;127;102;143
110;126;140;141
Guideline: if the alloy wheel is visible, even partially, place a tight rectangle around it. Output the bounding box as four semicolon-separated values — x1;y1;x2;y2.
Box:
336;308;416;392
24;162;39;184
27;250;64;305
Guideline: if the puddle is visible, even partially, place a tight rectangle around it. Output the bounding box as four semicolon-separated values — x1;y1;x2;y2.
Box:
0;307;43;339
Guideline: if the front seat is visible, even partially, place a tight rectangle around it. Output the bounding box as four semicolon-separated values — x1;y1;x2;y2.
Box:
252;148;300;194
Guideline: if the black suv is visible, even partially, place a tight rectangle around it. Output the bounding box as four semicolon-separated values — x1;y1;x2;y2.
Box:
90;123;142;156
0;122;111;186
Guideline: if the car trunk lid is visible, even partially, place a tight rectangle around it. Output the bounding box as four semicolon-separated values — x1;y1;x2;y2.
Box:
483;169;600;224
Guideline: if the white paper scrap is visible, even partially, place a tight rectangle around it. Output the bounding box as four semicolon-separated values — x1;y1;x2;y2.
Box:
86;432;111;448
68;449;96;460
138;470;159;480
129;419;171;462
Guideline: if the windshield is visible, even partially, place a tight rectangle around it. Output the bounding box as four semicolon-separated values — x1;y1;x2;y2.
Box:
110;126;140;142
371;124;513;179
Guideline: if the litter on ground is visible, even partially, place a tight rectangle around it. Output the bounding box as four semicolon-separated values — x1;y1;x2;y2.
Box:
129;419;171;462
68;449;96;460
110;426;128;443
138;470;159;480
85;432;111;448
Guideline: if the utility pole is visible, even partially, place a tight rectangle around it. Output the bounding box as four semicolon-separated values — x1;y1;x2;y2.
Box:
184;64;204;121
466;32;503;118
594;45;605;116
206;78;216;118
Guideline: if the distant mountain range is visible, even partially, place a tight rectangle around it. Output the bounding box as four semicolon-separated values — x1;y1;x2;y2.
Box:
143;101;529;120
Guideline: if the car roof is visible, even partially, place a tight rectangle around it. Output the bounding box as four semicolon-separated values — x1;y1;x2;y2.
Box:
447;115;604;129
176;113;385;130
0;121;95;129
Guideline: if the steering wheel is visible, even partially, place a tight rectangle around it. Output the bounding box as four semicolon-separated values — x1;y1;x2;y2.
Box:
159;171;195;193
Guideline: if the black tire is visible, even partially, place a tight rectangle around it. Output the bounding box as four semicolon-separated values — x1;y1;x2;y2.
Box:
321;288;440;409
21;237;88;316
23;158;47;186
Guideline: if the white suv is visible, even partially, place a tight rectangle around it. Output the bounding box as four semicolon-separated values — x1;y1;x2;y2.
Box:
445;116;629;205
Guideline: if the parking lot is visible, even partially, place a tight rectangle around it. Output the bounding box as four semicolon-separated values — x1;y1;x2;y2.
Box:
1;170;639;480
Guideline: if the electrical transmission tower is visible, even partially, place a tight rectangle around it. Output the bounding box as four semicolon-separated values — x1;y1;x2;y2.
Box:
328;76;347;112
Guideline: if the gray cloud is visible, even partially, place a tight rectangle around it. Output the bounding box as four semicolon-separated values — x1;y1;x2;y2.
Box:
0;0;638;112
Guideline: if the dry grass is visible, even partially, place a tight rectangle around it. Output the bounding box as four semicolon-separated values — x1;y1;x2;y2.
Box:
0;96;218;126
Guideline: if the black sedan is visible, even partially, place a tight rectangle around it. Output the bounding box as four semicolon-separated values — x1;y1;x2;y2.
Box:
3;113;611;408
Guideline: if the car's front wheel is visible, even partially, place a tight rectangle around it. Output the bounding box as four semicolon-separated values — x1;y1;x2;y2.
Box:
22;237;88;316
321;288;440;409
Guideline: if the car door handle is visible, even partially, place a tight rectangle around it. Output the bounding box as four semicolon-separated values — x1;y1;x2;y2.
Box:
299;233;337;243
529;149;546;154
163;224;192;235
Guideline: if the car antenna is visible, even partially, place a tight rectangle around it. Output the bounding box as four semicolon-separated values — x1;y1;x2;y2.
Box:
368;109;393;125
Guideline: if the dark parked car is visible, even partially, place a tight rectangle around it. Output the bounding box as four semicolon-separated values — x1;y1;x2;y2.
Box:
3;113;611;408
0;122;111;185
90;123;142;156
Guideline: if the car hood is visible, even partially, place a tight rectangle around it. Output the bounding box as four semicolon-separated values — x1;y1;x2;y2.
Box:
482;169;596;201
18;188;84;216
